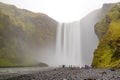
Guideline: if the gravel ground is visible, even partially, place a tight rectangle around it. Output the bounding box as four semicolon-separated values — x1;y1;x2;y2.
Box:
5;67;120;80
0;67;55;80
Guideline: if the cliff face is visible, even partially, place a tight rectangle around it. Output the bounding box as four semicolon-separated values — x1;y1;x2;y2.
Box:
92;3;120;68
0;2;57;66
80;3;114;66
80;10;99;65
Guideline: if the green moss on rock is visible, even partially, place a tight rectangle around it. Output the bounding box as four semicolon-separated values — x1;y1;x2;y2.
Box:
92;3;120;68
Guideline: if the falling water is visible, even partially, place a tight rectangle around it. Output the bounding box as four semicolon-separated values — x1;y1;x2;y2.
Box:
56;21;82;67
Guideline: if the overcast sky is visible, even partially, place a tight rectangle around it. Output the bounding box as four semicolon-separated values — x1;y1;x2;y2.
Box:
0;0;120;22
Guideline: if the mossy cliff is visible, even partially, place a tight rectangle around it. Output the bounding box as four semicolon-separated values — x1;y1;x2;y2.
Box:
0;2;57;67
80;3;114;65
92;3;120;68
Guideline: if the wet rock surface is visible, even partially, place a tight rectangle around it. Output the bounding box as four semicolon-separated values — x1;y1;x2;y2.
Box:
6;68;120;80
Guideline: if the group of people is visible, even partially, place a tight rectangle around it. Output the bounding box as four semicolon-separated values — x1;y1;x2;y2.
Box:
61;64;91;69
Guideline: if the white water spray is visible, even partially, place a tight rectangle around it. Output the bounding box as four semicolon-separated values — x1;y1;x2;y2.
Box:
56;21;82;67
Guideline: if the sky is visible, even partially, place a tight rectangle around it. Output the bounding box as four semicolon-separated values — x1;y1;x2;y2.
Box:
0;0;120;22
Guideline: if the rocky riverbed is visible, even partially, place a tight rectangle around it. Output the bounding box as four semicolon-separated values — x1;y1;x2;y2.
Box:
0;67;55;80
4;67;120;80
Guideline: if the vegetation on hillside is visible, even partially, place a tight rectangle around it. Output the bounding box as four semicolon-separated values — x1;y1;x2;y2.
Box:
92;3;120;68
0;2;57;67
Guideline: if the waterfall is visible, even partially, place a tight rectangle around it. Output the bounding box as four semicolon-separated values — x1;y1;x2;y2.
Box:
56;21;82;67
